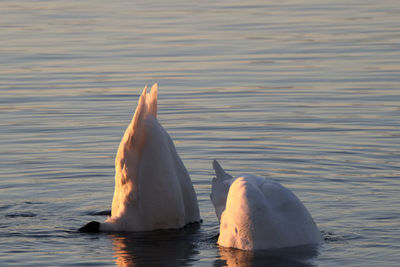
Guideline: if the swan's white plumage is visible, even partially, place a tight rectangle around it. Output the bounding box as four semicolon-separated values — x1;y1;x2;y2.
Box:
211;160;321;250
210;160;233;222
100;84;200;231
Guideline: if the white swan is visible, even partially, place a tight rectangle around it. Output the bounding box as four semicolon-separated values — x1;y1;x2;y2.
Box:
80;84;200;232
211;160;322;250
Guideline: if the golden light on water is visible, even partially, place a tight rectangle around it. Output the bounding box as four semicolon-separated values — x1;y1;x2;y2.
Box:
0;0;399;265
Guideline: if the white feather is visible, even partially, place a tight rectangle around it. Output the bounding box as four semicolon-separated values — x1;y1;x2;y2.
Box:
100;84;200;231
211;160;322;250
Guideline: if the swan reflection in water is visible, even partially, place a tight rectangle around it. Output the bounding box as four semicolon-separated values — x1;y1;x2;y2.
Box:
107;222;319;267
215;244;320;267
109;223;201;267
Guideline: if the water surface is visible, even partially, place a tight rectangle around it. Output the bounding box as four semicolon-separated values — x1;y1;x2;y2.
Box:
1;0;399;266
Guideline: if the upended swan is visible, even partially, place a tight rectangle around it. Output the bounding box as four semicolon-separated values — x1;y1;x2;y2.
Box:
211;160;322;250
80;84;200;232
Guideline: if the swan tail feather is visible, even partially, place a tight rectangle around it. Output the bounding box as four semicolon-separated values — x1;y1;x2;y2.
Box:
213;160;233;181
131;84;158;127
211;160;233;221
148;83;157;117
130;85;147;129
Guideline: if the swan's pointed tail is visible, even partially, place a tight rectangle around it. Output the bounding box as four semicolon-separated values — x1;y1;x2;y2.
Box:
213;160;233;181
113;84;159;215
147;83;157;117
131;83;158;127
211;160;233;221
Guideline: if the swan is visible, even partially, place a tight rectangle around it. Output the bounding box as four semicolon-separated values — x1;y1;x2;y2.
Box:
211;160;322;250
79;84;200;232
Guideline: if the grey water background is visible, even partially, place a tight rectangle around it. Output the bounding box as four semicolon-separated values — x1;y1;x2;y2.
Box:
1;0;399;266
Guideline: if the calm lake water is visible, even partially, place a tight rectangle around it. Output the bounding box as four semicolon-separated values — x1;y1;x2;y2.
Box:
1;0;399;266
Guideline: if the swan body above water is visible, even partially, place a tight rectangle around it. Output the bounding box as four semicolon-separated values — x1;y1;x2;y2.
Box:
80;84;200;232
211;160;321;250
